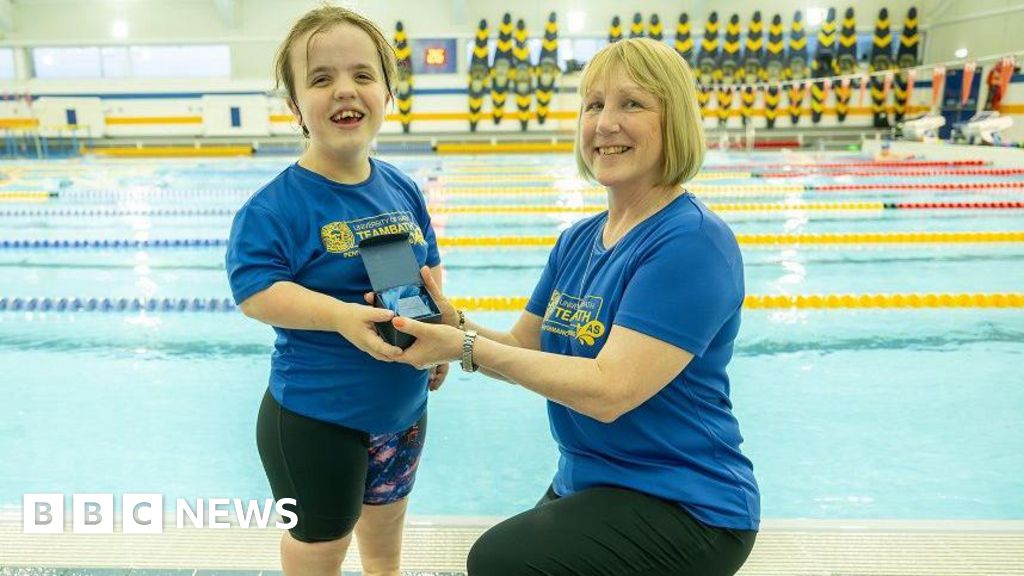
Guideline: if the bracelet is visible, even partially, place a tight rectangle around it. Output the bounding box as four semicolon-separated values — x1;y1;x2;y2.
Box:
456;309;466;331
461;330;478;373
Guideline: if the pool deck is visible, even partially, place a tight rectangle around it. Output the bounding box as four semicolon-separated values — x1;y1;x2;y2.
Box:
2;514;1023;575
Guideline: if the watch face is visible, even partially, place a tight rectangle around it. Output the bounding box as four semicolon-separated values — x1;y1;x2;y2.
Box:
378;284;440;319
396;294;433;318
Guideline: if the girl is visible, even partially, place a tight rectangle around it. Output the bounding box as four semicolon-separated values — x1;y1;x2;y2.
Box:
225;6;446;575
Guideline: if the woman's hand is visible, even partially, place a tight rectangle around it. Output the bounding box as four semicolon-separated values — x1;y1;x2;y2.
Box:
334;303;404;362
390;316;464;370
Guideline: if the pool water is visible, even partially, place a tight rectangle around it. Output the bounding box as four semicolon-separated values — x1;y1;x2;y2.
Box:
1;151;1022;520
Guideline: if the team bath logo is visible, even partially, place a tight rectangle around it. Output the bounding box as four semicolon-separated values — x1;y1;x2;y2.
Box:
543;291;606;346
321;221;356;253
320;212;427;256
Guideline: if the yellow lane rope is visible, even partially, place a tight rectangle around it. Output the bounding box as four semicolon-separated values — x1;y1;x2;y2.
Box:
436;143;575;154
433;166;567;174
450;293;1024;311
429;202;888;214
84;146;253;157
431;184;810;195
0;192;52;203
432;172;750;182
437;232;1024;248
442;168;747;180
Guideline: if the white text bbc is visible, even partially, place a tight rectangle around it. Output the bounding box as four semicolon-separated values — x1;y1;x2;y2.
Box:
23;493;298;533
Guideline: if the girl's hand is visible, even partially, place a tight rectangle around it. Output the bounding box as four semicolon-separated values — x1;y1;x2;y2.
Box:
419;266;459;328
428;363;449;391
390;316;463;370
335;303;403;361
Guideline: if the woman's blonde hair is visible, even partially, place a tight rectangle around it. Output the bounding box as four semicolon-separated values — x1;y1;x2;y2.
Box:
574;38;706;187
274;4;397;111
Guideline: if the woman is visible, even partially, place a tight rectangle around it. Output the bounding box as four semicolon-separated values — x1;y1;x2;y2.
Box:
385;37;758;576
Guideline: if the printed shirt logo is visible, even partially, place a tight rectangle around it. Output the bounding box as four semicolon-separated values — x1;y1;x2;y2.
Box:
320;211;426;257
542;289;606;346
321;222;356;253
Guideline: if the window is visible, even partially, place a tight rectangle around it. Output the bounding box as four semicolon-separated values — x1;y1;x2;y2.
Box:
130;45;230;78
33;47;102;79
0;48;14;80
101;47;130;78
564;38;604;70
31;44;230;79
463;36;608;75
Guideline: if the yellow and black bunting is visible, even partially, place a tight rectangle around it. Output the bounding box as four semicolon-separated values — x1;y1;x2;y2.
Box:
810;7;837;124
718;13;741;126
490;13;514;125
740;10;765;126
869;8;894;128
647;13;663;41
512;18;533;131
468;18;491;132
786;10;808;124
696;11;721;116
675;13;694;63
608;15;623;43
535;12;559;126
764;13;785;128
835;7;857;123
894;7;920;123
630;12;644;38
393;21;414;133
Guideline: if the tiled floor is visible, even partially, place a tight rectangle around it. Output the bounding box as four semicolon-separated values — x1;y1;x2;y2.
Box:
0;571;464;576
3;518;1024;576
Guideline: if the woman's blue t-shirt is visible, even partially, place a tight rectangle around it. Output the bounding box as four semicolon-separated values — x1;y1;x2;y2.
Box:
226;159;440;434
525;192;760;530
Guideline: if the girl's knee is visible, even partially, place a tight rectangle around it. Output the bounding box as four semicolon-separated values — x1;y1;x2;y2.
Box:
284;529;352;563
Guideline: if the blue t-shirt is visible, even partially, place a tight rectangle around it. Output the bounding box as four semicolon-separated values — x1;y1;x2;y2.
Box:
525;192;760;530
226;159;440;434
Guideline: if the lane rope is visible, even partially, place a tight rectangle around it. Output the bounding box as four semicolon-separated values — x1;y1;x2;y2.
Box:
2;232;1022;250
3;293;1021;313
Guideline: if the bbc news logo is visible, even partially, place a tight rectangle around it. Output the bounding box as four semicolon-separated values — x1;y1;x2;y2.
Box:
23;493;297;533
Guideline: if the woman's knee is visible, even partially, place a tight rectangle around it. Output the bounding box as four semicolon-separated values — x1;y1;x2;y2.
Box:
466;525;525;576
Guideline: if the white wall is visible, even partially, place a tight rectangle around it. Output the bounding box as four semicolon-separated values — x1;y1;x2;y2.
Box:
6;0;1020;78
921;0;1024;64
1;1;1022;141
0;0;934;44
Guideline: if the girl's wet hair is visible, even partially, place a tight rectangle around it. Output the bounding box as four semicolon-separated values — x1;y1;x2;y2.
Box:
274;4;398;136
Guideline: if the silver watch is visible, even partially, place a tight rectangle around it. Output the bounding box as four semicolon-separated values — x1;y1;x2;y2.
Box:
461;330;478;373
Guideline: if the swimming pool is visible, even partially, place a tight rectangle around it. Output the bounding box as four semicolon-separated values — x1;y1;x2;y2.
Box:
1;151;1022;521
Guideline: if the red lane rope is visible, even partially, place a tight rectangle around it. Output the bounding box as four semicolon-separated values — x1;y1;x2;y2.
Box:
810;182;1024;191
759;168;1024;178
705;160;987;171
888;201;1024;209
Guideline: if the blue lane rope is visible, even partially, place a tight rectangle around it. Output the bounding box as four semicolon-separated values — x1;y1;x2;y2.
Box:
54;189;253;199
0;208;237;217
0;239;228;248
0;297;236;312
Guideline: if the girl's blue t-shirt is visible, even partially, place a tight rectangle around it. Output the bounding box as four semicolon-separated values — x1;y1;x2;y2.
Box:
226;158;440;434
525;192;760;530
